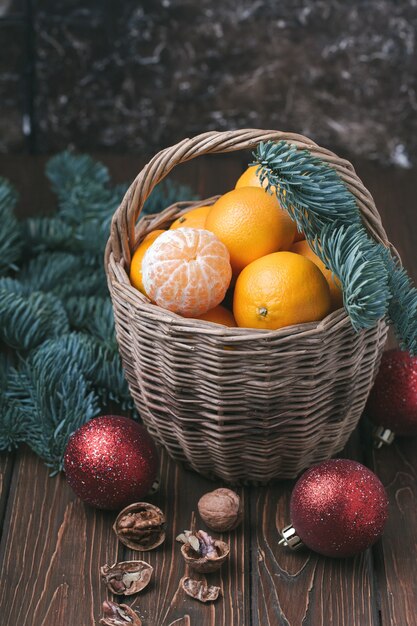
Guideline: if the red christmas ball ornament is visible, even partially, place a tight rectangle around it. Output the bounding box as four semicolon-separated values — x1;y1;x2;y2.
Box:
366;349;417;447
280;459;389;558
64;415;159;510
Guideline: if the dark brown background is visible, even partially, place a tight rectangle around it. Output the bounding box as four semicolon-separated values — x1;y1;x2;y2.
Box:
1;0;417;166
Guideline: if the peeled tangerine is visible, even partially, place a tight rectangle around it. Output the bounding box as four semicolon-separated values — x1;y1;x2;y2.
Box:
233;251;331;330
142;228;232;317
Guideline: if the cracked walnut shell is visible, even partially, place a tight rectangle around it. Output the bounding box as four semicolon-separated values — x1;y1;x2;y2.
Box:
100;600;142;626
181;577;221;603
100;560;153;595
198;488;242;531
113;502;166;551
177;529;230;573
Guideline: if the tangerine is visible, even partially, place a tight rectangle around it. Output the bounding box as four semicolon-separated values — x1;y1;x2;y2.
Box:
195;304;236;327
205;187;296;274
236;166;304;242
170;205;212;230
130;229;165;295
142;228;232;317
291;240;343;310
233;251;331;330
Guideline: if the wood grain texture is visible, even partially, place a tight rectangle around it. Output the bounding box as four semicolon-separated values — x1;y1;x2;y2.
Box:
371;440;417;626
250;432;379;626
120;451;250;626
0;448;249;626
0;448;119;626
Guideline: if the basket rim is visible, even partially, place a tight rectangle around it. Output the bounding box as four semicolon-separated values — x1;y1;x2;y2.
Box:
106;128;394;269
105;128;395;342
107;198;387;343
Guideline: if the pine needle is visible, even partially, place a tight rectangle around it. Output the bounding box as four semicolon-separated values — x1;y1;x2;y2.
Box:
0;178;22;274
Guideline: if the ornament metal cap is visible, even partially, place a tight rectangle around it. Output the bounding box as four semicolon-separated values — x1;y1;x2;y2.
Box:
278;524;304;550
372;425;395;449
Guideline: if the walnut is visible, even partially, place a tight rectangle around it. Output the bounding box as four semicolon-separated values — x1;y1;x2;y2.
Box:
100;560;153;595
198;488;242;531
176;529;229;573
99;600;142;625
181;577;221;603
113;502;166;551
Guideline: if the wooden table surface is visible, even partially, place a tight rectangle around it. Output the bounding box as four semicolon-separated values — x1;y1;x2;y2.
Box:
0;152;416;626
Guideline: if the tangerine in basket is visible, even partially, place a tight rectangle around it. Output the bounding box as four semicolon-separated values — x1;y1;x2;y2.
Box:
233;251;331;330
142;228;232;317
195;304;237;327
291;239;343;310
236;166;305;242
170;205;212;230
235;165;269;190
205;187;297;274
130;229;165;295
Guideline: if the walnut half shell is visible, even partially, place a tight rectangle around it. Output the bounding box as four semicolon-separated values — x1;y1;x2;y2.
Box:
100;560;153;595
113;502;166;551
99;600;142;625
181;577;221;603
181;539;230;574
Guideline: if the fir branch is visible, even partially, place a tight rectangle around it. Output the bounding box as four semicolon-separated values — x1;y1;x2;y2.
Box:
0;277;28;295
0;177;22;274
252;141;392;330
65;296;116;345
142;179;199;215
23;217;111;256
14;339;100;473
57;181;122;226
0;396;30;451
252;140;417;346
46;151;110;199
0;355;32;451
0;154;198;470
0;289;69;350
253;141;361;239
380;249;417;354
23;217;74;253
310;223;390;330
18;251;108;301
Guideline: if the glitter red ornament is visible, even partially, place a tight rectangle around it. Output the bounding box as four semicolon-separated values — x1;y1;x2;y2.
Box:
64;415;159;510
280;459;389;558
366;349;417;447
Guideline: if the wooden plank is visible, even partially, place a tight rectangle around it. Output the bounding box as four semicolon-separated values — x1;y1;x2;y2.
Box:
250;432;379;626
120;451;250;626
0;447;119;626
371;439;417;626
0;447;249;626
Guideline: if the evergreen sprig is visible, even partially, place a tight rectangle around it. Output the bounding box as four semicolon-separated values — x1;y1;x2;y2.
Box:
13;336;100;473
0;288;69;350
0;178;22;274
254;141;361;239
252;140;417;351
310;223;390;330
64;296;116;345
380;249;417;353
0;153;196;472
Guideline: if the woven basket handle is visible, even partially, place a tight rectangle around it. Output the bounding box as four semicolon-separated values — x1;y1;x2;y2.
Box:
109;129;387;266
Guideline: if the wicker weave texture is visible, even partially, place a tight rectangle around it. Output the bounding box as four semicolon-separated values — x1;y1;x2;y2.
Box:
105;129;389;483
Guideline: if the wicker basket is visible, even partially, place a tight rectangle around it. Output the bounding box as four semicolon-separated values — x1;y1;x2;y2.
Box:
105;129;390;483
